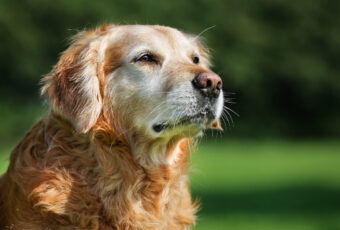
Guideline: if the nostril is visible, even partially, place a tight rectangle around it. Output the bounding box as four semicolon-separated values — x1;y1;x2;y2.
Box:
206;79;212;88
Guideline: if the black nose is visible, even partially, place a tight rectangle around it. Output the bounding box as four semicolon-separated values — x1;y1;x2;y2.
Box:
192;72;222;98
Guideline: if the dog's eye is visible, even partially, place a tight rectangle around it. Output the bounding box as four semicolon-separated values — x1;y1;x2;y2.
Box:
136;54;157;63
193;56;199;64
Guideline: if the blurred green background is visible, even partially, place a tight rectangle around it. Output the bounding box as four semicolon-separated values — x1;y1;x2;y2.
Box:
0;0;339;229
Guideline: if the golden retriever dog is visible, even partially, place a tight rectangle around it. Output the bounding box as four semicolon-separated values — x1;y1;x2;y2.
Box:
0;24;224;230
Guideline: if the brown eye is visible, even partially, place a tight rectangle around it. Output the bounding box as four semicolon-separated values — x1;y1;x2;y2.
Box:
137;54;156;63
193;56;199;64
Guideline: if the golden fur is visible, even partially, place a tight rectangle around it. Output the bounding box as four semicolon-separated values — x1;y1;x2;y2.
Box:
0;24;223;229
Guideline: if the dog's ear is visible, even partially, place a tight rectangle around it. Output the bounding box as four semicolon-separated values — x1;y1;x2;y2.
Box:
41;30;103;133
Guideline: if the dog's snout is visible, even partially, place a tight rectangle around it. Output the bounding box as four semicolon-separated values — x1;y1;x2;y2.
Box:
192;72;222;98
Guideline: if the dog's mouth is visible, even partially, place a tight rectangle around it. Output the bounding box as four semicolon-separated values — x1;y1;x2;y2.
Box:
152;109;216;133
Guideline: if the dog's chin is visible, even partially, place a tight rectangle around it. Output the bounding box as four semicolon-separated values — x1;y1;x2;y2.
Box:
151;110;216;138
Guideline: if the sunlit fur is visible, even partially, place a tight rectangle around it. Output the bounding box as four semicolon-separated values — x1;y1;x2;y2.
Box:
0;24;223;229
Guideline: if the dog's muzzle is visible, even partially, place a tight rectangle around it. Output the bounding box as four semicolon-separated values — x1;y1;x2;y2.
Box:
191;72;222;99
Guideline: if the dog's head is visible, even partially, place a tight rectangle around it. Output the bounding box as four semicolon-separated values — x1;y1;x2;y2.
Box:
42;25;223;141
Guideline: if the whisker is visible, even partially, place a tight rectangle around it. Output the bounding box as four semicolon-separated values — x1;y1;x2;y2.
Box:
224;106;239;117
192;25;216;41
224;111;234;128
221;112;231;129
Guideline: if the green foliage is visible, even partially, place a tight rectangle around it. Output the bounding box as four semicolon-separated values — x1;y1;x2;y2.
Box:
0;0;339;138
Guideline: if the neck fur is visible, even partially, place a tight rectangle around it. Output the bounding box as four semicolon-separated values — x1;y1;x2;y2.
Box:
90;117;196;223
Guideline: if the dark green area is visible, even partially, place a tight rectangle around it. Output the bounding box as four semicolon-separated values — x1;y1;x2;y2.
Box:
1;0;339;141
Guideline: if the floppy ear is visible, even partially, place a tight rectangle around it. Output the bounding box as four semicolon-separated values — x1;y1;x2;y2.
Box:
41;31;103;133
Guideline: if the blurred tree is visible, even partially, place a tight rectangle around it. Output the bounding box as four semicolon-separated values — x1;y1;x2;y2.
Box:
0;0;339;139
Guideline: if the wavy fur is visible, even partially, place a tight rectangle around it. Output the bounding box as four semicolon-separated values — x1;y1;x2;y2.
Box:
0;24;222;229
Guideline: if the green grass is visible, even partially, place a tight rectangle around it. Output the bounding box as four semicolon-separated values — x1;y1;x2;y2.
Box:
191;140;340;230
1;140;340;229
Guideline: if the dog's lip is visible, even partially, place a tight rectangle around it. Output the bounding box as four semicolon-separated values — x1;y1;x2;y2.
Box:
152;110;215;133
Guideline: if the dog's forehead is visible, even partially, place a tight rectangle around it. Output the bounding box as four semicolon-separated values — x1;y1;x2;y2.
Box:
109;25;196;53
